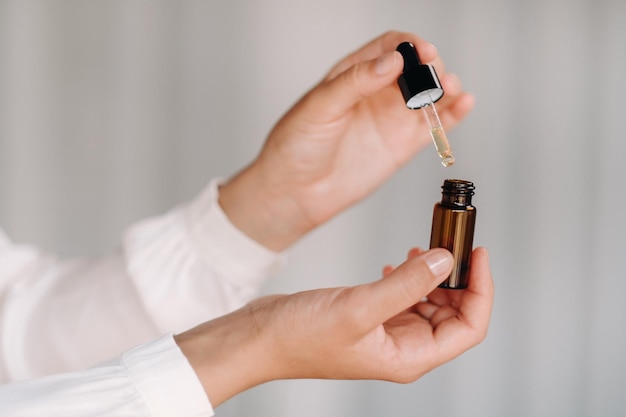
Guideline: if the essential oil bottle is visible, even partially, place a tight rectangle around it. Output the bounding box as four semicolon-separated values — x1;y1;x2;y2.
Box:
429;179;476;289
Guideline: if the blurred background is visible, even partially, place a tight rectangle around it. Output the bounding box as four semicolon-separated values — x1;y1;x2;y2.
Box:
1;0;625;416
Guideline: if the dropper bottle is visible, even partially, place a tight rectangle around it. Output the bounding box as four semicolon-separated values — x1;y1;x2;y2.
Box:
396;42;455;167
429;179;476;289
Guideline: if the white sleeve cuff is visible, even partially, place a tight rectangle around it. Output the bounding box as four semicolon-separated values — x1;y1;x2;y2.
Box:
0;334;213;417
121;333;213;417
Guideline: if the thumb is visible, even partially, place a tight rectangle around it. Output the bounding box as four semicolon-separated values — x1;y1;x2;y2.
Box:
300;50;403;121
353;248;453;329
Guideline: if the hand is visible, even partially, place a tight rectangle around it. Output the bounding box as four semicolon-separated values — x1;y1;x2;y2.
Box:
219;31;475;251
175;247;493;407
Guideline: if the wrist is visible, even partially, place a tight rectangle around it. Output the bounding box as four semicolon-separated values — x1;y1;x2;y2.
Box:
174;306;281;407
218;165;314;252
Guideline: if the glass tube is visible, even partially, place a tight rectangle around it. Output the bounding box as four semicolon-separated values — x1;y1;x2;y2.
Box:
421;101;455;167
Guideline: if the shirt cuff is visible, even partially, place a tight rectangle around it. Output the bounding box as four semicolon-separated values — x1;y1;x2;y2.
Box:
122;333;213;417
184;179;286;289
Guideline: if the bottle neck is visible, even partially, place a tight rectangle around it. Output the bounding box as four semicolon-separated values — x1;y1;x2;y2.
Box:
440;179;475;208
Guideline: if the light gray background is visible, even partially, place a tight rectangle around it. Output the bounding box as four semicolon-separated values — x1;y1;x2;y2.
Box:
1;1;625;416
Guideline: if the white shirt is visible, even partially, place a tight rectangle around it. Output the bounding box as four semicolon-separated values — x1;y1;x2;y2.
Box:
0;179;285;416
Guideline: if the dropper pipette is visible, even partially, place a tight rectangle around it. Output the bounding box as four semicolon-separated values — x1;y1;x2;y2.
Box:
396;42;455;167
422;99;455;167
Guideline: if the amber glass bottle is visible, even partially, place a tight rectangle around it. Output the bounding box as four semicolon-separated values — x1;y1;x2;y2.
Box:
429;179;476;289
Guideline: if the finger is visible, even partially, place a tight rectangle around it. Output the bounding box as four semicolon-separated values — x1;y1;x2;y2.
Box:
456;247;494;331
325;31;441;81
423;246;489;308
433;247;494;354
435;73;464;109
382;265;395;277
427;305;460;326
345;248;453;333
422;286;453;307
433;73;475;131
299;50;404;122
438;93;475;132
383;246;424;278
414;299;439;319
407;247;424;260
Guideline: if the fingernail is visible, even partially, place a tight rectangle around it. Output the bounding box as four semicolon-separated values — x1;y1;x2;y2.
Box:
375;51;398;75
424;249;453;277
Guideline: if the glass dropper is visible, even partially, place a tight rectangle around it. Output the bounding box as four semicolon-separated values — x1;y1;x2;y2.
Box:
421;99;455;167
396;41;455;167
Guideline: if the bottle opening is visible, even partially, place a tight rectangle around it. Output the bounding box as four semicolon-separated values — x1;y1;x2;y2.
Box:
441;179;475;207
442;179;475;194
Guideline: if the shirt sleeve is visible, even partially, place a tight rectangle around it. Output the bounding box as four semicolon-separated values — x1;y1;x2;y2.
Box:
0;179;286;382
125;178;286;333
0;334;214;417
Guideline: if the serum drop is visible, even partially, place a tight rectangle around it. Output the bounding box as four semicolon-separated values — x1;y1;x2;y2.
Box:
429;179;476;289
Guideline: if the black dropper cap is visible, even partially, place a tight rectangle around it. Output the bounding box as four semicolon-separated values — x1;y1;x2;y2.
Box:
396;42;444;109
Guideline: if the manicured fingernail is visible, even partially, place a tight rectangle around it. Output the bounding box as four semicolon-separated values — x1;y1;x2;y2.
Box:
375;51;398;75
424;249;453;277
